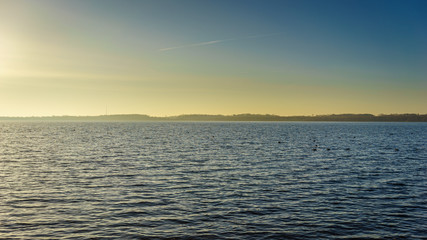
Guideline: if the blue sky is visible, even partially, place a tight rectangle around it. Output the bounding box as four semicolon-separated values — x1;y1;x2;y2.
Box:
0;0;425;116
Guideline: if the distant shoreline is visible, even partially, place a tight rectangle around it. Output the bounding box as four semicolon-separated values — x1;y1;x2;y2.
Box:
1;114;426;122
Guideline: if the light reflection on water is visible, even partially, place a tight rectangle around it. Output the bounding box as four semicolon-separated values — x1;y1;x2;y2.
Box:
0;122;426;239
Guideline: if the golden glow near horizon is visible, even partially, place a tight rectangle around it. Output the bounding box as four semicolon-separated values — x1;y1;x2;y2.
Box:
0;1;426;117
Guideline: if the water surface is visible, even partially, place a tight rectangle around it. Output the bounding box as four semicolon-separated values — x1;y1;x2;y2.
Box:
0;122;426;239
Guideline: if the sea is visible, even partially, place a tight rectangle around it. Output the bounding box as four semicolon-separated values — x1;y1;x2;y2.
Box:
0;122;426;239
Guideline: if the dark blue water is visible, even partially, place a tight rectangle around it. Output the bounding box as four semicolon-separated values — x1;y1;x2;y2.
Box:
0;122;426;239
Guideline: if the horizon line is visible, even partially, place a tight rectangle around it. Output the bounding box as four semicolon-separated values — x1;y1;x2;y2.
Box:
1;113;426;118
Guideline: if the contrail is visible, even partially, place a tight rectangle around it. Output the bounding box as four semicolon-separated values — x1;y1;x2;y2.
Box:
159;38;235;52
159;33;280;52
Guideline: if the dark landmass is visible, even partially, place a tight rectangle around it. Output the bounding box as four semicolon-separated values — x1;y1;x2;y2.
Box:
0;113;426;122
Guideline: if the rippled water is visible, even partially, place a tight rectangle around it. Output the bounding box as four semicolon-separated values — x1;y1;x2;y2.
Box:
0;122;426;239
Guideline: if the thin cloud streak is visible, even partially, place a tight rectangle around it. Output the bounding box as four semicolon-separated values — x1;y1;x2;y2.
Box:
159;39;235;51
159;33;280;52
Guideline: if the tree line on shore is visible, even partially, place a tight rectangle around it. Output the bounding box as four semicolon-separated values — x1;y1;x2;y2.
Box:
1;113;426;122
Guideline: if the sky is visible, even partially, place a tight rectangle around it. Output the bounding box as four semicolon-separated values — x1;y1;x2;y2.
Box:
0;0;426;117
